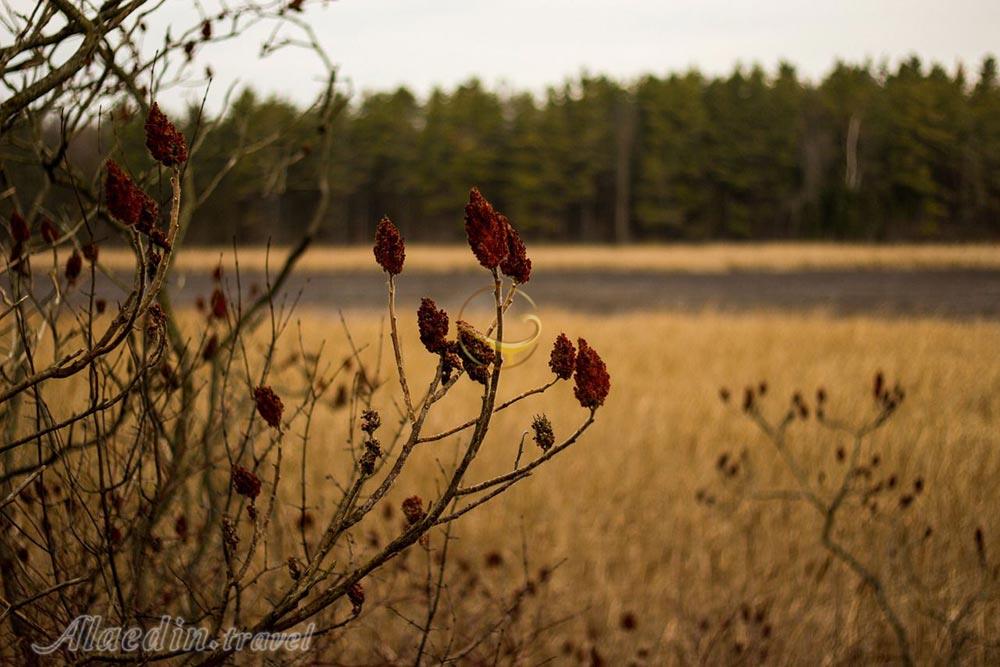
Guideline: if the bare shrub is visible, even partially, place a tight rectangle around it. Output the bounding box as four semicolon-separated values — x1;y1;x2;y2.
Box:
0;3;606;662
705;375;998;665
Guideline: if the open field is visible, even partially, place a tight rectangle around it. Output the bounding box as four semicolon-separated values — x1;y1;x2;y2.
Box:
10;243;1000;663
12;300;999;662
94;243;1000;274
184;307;1000;662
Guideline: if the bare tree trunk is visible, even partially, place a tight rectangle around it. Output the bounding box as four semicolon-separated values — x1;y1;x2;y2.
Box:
845;114;862;191
613;94;637;244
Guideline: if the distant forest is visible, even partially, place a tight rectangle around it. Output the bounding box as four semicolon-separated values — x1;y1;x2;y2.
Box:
11;56;1000;243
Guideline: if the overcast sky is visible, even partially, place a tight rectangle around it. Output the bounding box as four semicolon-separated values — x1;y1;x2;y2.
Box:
152;0;1000;109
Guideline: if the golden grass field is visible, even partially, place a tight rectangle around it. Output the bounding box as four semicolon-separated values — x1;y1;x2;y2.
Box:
258;306;999;663
15;243;1000;663
94;242;1000;274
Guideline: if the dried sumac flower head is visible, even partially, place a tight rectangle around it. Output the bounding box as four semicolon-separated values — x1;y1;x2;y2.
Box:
573;338;610;409
440;341;464;384
104;160;144;226
253;385;284;430
402;495;425;525
231;464;262;500
39;217;59;244
201;333;218;361
531;414;555;451
373;216;405;275
791;392;809;420
145;303;166;337
549;333;576;380
359;438;381;475
82;242;99;263
65;250;82;284
145;102;188;166
347;581;365;615
361;409;381;434
417;297;449;353
210;287;227;319
499;216;531;283
464;188;508;270
9;212;30;243
137;193;160;234
457;320;496;385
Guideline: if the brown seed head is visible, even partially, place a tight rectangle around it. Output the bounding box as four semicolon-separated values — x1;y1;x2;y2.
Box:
9;212;30;243
974;527;986;563
549;333;576;380
202;333;218;361
145;303;166;337
499;216;531;283
104;160;145;226
137;192;160;234
402;495;425;525
82;242;99;264
464;188;508;270
440;341;464;383
373;216;405;275
39;217;59;244
417;297;449;353
210;288;227;319
359;438;381;475
573;338;610;409
65;250;82;284
457;320;495;384
253;385;284;429
145;102;188;166
231;464;262;500
287;556;302;580
531;414;555;451
361;409;381;434
347;581;365;614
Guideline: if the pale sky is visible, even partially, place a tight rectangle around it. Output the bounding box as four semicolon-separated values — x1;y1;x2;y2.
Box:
150;0;1000;108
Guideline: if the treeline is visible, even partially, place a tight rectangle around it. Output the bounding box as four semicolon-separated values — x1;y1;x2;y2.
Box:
19;56;1000;243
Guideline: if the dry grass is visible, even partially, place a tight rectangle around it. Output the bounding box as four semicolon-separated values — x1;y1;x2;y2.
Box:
18;286;999;661
249;307;999;663
92;243;1000;274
